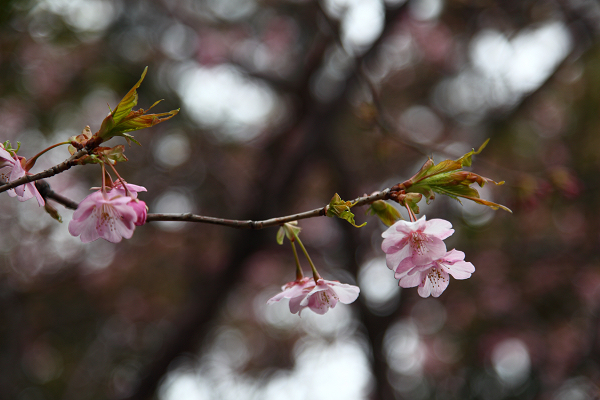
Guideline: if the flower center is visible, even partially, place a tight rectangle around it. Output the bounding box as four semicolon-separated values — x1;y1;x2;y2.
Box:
94;203;118;232
426;267;448;288
318;291;331;305
410;231;429;255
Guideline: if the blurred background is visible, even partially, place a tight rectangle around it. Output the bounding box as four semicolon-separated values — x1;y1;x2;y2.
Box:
1;0;600;399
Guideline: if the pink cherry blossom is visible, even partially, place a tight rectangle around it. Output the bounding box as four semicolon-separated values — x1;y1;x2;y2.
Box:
381;215;453;271
0;146;44;206
268;277;360;315
395;249;475;298
68;190;140;243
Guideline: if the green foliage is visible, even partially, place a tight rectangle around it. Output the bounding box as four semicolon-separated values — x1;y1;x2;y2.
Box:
2;140;20;155
402;140;512;213
96;67;179;144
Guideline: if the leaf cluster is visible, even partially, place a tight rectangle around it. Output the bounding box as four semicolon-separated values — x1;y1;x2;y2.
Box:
402;140;512;212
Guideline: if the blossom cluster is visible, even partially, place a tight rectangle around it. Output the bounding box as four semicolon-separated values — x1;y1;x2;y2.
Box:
0;69;498;319
382;216;475;297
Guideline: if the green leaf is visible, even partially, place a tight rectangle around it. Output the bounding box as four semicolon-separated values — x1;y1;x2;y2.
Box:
44;202;62;223
401;140;511;213
95;67;179;143
276;226;285;245
409;139;491;184
112;67;147;125
122;133;142;147
367;200;402;226
456;138;489;168
326;193;366;228
2;140;20;156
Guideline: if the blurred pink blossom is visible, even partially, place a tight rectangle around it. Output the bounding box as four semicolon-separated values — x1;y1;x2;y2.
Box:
0;145;44;206
382;215;453;271
395;249;475;298
268;277;360;315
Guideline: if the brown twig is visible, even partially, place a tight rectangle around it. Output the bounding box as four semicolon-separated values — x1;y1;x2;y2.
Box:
145;189;390;228
34;180;80;210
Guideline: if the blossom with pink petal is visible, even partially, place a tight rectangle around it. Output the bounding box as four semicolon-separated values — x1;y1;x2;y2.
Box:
68;190;140;243
395;249;475;298
268;277;360;315
0;145;44;206
381;215;453;271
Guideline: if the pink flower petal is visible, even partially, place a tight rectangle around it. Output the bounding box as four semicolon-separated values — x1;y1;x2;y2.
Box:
79;217;102;243
445;260;475;280
327;281;360;304
384;244;411;270
410;235;447;266
289;295;307;314
0;165;13;182
398;270;423;288
422;218;454;239
393;218;423;235
306;291;337;314
426;267;450;297
438;249;475;280
0;146;14;163
267;278;313;302
29;183;45;206
129;200;148;226
395;257;419;277
417;280;433;298
299;282;328;307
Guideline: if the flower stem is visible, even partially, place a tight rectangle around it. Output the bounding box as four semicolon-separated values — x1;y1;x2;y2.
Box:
406;205;417;222
24;141;71;172
290;241;304;281
105;158;132;197
101;163;107;198
294;234;321;281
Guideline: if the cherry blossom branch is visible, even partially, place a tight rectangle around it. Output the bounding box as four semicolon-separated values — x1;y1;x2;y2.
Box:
144;189;391;228
0;148;90;194
39;176;393;230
